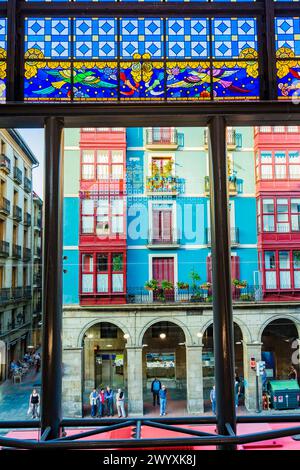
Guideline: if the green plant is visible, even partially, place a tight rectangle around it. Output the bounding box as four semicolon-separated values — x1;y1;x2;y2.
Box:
177;281;189;290
161;280;174;291
144;279;159;291
239;293;253;301
112;254;123;272
232;279;247;288
201;282;212;290
206;295;213;303
189;268;201;294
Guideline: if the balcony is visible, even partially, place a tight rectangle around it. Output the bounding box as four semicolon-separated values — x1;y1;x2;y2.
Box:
146;176;184;196
24;176;32;193
23;247;32;262
145;128;178;150
0;154;11;174
204;176;238;196
12;244;21;259
11;287;23;300
34;246;41;258
13;205;22;222
33;271;42;285
24;212;31;226
34;216;42;230
0;288;11;305
0;241;9;257
126;285;263;304
0;196;10;215
204;128;237;150
13;167;22;185
147;229;180;248
23;286;32;300
206;227;240;246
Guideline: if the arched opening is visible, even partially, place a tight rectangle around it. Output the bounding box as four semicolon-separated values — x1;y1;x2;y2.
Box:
202;322;244;412
141;321;187;416
82;322;127;416
261;318;299;381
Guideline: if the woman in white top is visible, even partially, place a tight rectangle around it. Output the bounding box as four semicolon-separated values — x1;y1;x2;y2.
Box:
116;388;126;418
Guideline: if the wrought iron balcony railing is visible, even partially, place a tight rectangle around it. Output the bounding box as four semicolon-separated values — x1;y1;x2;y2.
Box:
0;288;11;304
126;285;263;304
12;244;22;259
146;176;185;195
34;246;42;257
33;272;42;285
204;128;236;149
23;247;32;262
24;212;31;226
0;240;9;258
206;227;239;246
145;128;178;148
23;286;32;300
13;167;22;185
24;176;32;193
13;205;22;222
11;287;23;300
0;196;10;216
204;175;238;195
0;154;11;173
147;228;180;247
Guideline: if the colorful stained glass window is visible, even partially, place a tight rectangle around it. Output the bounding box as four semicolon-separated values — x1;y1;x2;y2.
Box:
276;17;300;100
24;17;259;102
0;17;7;103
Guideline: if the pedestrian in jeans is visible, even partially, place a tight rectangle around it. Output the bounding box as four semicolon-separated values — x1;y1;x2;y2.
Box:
151;377;161;406
97;388;106;417
28;388;40;419
210;385;216;415
105;386;114;416
89;388;98;418
159;384;167;416
116;388;126;418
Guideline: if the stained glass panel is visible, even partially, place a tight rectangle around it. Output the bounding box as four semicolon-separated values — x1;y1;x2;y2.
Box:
166;62;211;100
0;18;6;103
24;62;72;101
212;61;259;100
75;19;117;59
212;18;257;59
25;18;71;59
275;18;300;100
120;61;164;100
166;19;209;59
73;62;118;101
120;18;163;58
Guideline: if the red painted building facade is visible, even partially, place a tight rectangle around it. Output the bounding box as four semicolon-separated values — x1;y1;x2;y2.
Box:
79;128;127;305
255;126;300;299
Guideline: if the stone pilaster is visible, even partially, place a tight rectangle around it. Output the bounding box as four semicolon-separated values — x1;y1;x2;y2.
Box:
62;347;83;417
243;342;263;411
186;345;204;414
126;347;143;416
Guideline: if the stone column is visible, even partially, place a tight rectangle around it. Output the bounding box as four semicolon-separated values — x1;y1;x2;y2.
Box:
243;342;262;411
186;345;204;414
62;347;83;418
83;339;95;393
126;346;143;416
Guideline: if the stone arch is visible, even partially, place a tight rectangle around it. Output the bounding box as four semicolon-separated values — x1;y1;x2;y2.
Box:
258;314;300;343
200;317;252;344
137;316;192;347
77;317;131;348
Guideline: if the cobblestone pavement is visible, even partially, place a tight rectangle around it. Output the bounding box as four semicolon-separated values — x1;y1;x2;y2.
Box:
0;368;41;425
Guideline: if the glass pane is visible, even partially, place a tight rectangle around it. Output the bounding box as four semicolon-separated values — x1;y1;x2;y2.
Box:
120;18;163;58
112;150;123;163
82;151;94;163
112;199;123;215
291;214;300;230
112;253;123;271
82;216;94;233
97;274;108;293
293;251;300;268
82;199;94;214
265;251;276;269
82;274;93;293
280;271;291;289
266;271;277;289
82;254;93;272
263;199;274;213
112;273;124;292
279;251;290;269
82;165;94;179
25;18;71;59
97;254;108;272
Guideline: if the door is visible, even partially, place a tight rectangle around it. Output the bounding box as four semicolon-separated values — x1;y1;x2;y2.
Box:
152;209;172;243
152;257;175;300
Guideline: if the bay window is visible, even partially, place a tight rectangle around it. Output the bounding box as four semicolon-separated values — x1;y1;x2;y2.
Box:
265;251;276;289
257;149;300;181
81;196;124;236
81;148;125;181
259;197;300;233
81;252;125;297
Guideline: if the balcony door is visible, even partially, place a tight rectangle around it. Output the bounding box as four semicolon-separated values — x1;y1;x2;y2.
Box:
152;256;175;301
152;208;172;244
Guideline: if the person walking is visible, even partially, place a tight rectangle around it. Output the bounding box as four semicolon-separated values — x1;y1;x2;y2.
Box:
210;385;216;415
151;377;162;407
97;388;106;417
89;388;98;418
105;386;114;417
28;388;40;419
116;388;126;418
235;379;240;408
159;384;167;416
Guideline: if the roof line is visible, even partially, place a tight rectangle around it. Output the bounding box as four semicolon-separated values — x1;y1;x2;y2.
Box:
7;129;39;166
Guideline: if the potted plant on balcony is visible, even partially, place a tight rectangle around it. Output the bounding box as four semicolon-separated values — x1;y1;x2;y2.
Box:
189;269;203;302
232;279;247;289
200;281;212;290
144;279;159;292
177;281;189;290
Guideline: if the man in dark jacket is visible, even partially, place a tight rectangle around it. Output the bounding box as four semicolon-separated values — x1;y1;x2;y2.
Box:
151;377;161;406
